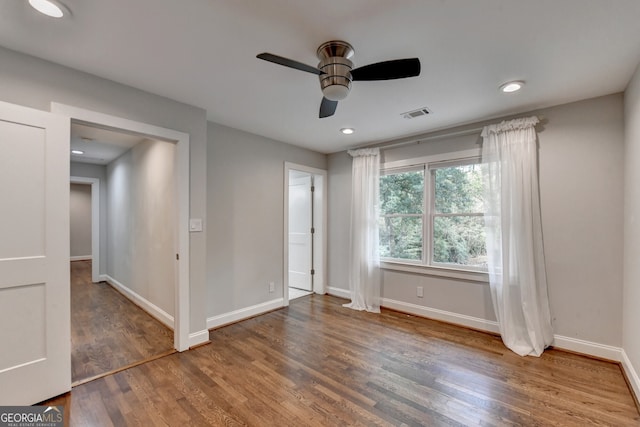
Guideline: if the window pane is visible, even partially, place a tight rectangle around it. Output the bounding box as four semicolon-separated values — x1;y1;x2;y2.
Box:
379;216;422;260
433;164;483;214
380;170;424;215
433;216;486;268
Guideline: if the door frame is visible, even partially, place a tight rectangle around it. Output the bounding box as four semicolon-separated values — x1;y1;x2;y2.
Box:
69;177;100;283
283;162;327;306
52;103;191;352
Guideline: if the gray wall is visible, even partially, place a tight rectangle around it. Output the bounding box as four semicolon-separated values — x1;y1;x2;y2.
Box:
0;46;207;334
328;93;625;346
107;139;176;316
206;123;326;317
69;183;92;258
70;162;107;274
623;63;640;382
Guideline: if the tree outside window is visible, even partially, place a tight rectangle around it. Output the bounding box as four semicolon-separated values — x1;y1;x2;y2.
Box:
431;162;486;269
379;168;424;261
379;158;487;271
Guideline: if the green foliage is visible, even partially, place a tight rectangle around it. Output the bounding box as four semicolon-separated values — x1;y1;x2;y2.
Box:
380;171;423;215
379;170;423;260
432;164;486;267
379;163;487;268
433;216;486;267
434;164;483;214
379;216;422;260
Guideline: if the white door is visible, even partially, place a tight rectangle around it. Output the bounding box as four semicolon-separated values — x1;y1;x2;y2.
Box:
0;101;71;404
288;172;313;291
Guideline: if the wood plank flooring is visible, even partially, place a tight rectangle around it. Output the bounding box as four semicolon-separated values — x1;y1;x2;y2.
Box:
46;293;639;426
70;260;174;384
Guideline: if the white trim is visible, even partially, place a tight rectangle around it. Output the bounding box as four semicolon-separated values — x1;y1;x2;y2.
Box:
327;286;351;300
104;275;174;329
381;298;501;334
207;298;284;330
70;256;92;261
98;274;108;282
622;350;640;402
283;163;328;307
380;297;627;363
52;103;191;352
381;261;489;282
70;176;100;283
381;148;481;170
188;330;210;348
551;335;622;362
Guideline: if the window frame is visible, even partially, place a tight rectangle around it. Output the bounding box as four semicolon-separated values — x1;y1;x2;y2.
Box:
379;165;426;263
428;158;487;272
379;149;489;281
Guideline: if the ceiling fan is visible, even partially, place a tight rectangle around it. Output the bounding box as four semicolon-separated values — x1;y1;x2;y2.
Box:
257;40;421;118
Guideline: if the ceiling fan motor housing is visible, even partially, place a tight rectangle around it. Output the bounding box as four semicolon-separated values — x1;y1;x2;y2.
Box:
317;41;354;101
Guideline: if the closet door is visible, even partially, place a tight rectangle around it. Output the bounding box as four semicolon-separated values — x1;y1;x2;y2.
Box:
0;101;71;404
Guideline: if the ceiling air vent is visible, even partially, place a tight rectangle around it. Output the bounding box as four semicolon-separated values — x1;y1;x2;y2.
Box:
401;107;431;119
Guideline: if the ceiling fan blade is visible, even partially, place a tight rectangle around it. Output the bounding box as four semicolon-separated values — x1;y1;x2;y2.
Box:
351;58;421;81
256;53;324;75
319;97;338;118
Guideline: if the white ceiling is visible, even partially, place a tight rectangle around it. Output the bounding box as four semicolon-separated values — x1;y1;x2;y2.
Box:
2;1;640;153
70;124;144;165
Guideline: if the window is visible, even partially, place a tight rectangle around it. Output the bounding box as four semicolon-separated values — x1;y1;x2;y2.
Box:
379;167;424;260
379;155;487;272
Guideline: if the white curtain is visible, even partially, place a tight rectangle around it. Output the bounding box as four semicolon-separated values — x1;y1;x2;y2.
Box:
481;117;554;356
343;148;381;313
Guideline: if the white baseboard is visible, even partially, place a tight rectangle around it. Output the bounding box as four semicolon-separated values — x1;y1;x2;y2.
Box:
379;298;628;365
103;275;174;330
327;286;350;300
381;298;501;334
207;298;284;330
189;329;210;348
99;274;109;282
551;335;622;362
70;255;92;261
622;350;640;403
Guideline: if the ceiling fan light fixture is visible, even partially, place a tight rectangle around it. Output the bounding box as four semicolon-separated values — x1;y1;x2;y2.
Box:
322;84;350;101
340;128;355;135
500;80;525;93
28;0;68;18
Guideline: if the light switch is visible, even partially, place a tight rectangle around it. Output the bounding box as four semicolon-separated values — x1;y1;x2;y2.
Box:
189;218;203;232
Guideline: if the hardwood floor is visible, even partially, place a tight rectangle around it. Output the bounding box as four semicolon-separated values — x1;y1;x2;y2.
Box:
70;260;174;384
45;293;638;426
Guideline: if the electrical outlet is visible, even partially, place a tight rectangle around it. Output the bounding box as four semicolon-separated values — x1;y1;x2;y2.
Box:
417;286;424;298
269;282;275;293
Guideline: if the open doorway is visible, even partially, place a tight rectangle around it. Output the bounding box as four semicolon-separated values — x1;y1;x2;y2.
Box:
68;123;177;384
54;103;191;387
284;163;327;304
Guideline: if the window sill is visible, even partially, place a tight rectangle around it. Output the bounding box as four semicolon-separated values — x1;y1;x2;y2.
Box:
380;261;489;283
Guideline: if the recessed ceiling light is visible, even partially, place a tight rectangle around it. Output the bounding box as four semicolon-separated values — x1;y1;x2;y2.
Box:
340;128;355;135
28;0;68;18
500;81;525;93
71;150;84;155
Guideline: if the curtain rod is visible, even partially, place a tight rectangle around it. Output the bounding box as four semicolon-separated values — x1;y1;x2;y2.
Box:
354;115;545;152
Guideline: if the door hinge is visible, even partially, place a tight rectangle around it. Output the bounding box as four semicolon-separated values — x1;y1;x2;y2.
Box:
311;227;315;234
311;185;315;192
311;269;315;275
176;253;180;261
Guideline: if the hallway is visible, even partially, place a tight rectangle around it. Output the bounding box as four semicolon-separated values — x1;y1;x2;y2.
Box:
70;261;174;384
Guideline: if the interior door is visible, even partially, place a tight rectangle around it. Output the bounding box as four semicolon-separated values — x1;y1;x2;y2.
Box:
0;101;71;404
288;172;313;292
